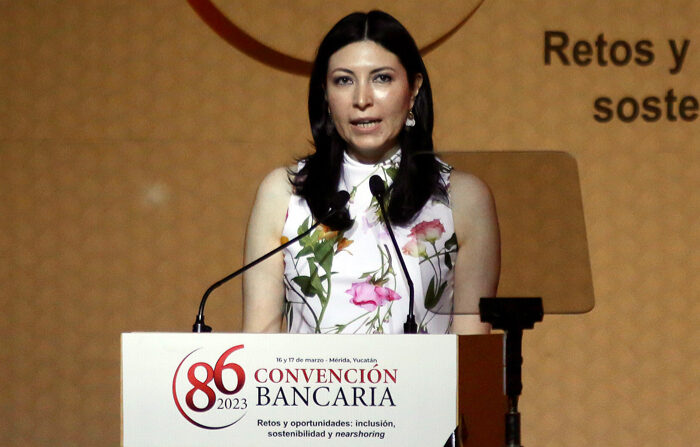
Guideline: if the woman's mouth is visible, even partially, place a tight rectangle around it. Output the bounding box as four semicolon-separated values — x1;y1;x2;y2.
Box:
351;119;381;129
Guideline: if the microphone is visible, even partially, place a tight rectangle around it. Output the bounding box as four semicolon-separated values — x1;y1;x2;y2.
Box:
324;190;353;231
369;175;417;334
192;190;352;332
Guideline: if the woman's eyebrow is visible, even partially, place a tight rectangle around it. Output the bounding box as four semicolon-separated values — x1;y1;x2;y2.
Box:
370;66;396;74
329;66;397;75
329;68;355;75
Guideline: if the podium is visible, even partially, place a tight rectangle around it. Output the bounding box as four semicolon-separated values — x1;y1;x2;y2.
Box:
122;333;504;446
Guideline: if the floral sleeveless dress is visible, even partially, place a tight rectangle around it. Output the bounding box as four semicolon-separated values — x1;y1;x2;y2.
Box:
282;150;456;334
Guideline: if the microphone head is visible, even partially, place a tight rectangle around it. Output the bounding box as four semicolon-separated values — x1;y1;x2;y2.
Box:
369;175;386;198
329;190;350;211
323;190;354;232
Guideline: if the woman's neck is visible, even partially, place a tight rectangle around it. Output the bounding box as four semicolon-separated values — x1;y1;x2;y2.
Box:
344;145;400;165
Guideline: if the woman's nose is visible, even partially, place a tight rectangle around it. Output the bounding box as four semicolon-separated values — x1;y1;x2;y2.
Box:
354;82;373;109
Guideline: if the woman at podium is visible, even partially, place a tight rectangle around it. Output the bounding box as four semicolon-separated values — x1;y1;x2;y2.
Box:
243;11;499;335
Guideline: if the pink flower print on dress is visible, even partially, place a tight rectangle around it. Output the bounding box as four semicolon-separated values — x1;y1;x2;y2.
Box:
374;285;401;303
361;211;380;231
401;237;427;257
346;281;402;311
409;219;446;243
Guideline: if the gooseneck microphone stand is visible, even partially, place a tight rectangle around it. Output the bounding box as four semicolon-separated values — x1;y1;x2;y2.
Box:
368;175;417;334
192;191;351;333
192;225;317;332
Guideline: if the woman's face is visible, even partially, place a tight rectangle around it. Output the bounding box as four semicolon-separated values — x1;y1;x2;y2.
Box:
326;41;422;164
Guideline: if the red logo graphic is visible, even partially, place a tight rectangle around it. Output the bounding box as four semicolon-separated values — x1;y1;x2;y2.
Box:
172;345;248;429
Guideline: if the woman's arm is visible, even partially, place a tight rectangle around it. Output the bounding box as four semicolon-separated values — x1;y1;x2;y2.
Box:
449;171;501;335
242;167;292;333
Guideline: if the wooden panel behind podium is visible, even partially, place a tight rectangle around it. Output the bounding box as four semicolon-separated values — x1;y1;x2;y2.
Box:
459;334;506;447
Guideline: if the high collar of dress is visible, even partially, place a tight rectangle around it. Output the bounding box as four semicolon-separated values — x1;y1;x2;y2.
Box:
342;148;402;170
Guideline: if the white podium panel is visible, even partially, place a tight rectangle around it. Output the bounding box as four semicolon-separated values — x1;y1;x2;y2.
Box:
122;333;458;447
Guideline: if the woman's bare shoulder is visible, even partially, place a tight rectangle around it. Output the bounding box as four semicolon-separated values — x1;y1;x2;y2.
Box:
254;166;296;207
259;166;293;193
248;166;295;232
448;170;495;214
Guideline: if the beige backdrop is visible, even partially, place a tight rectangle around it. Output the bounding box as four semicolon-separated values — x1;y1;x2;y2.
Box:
1;1;698;446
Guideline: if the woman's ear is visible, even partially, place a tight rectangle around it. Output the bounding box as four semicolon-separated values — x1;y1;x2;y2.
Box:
410;74;423;108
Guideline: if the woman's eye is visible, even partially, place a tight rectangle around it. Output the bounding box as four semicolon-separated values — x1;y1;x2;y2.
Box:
333;76;353;86
374;74;393;83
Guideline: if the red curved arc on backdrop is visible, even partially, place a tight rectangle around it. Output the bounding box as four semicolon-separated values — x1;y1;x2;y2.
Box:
420;0;486;55
187;0;485;76
187;0;313;75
